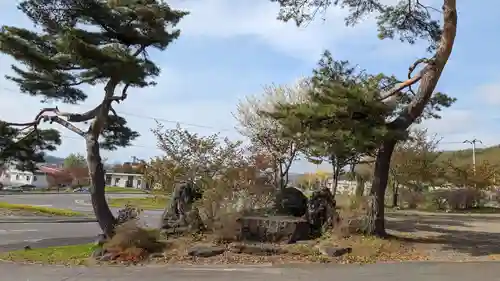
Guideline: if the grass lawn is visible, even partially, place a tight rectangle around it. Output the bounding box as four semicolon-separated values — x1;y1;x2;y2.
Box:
105;186;147;194
108;196;167;210
0;243;95;265
0;202;85;217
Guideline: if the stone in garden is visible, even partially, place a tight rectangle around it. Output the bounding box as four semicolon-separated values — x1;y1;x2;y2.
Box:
316;245;352;257
98;252;115;261
237;215;310;243
159;181;204;232
275;187;308;217
307;187;339;237
187;245;226;258
116;205;140;225
149;252;166;258
229;242;288;256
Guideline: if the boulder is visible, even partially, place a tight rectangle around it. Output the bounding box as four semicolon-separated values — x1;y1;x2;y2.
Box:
116;205;140;225
307;188;339;237
187;245;226;258
160;181;204;232
275;187;308;217
316;245;352;257
237;215;310;243
229;242;288;256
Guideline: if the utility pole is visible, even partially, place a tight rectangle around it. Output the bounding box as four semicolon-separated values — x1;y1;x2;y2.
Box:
463;138;482;175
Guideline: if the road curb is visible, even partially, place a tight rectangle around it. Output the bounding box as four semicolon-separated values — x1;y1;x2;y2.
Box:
0;218;97;223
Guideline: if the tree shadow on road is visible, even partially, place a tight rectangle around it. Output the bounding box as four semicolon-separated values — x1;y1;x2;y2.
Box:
387;212;500;257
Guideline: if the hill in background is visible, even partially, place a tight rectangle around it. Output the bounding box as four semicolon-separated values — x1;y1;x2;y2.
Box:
437;145;500;166
43;155;65;165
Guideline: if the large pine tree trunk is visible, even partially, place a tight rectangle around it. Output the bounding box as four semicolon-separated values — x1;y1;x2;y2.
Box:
363;0;457;237
86;136;116;238
365;139;396;237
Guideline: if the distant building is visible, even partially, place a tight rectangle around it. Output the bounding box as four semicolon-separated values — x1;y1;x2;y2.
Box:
326;178;370;195
0;164;62;188
105;172;147;189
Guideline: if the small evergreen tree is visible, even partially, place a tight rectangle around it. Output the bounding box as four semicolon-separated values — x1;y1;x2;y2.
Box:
268;51;393;196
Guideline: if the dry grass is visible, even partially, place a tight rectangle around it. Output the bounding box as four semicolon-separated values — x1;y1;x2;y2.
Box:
103;221;166;263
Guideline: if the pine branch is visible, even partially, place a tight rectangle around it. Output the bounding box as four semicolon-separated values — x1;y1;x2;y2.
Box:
5;107;85;136
377;57;434;103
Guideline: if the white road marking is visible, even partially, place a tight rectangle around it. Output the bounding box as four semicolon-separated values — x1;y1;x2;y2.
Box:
32;204;53;207
75;200;91;206
0;229;39;234
23;238;42;243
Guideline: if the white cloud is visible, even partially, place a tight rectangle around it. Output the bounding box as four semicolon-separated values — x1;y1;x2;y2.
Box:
170;0;375;61
419;106;500;152
477;82;500;105
421;109;476;136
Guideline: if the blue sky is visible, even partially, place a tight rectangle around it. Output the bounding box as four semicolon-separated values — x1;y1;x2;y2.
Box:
0;0;499;172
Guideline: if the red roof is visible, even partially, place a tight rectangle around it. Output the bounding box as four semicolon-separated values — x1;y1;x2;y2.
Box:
39;165;66;176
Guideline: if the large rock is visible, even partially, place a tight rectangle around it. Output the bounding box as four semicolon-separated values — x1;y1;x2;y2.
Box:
316;245;352;257
229;242;288;256
160;181;204;232
237;215;310;243
307;187;339;237
187;245;226;258
275;187;308;217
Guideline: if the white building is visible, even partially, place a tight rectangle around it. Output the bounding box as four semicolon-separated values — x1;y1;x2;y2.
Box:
105;172;147;189
326;178;371;195
0;167;50;188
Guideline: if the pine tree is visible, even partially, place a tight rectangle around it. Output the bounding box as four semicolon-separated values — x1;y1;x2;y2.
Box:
0;0;187;236
270;0;458;236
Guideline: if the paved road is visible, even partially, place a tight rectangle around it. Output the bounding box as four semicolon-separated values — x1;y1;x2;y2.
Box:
0;193;162;251
2;262;499;281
